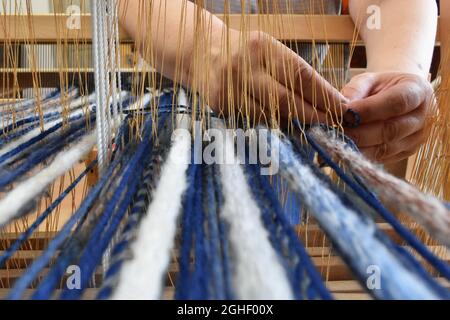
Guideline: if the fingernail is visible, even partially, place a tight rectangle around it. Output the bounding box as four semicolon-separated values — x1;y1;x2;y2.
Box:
343;109;361;128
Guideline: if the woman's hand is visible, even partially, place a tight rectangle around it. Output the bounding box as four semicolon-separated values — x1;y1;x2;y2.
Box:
205;30;347;125
341;72;434;164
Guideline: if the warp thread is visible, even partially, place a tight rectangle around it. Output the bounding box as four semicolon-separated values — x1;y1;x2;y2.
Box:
0;108;93;166
309;127;450;249
0;114;95;189
245;163;332;300
0;161;96;269
266;129;441;299
97;116;172;299
303;129;450;281
215;120;294;300
57;116;157;300
0;128;97;228
97;146;164;299
111;114;191;300
7;139;126;300
290;134;449;298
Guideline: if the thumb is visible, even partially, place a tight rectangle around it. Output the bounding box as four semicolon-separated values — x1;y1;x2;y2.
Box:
342;73;377;101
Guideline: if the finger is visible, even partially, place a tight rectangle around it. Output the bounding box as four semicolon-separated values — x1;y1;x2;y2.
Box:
347;80;428;124
348;82;426;123
360;130;426;162
382;151;418;165
345;106;426;147
341;73;377;101
263;38;347;115
249;71;328;124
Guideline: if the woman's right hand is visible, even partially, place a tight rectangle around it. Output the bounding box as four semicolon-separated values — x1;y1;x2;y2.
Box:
204;30;348;125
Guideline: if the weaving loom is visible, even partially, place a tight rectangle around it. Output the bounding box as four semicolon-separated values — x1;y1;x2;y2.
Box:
0;0;449;300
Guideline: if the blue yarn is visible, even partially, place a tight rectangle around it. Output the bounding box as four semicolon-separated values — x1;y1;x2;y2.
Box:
0;112;89;166
0;89;60;119
0;113;64;147
175;162;199;300
28;142;134;300
0;115;95;190
212;164;234;300
189;163;209;299
97;100;173;299
7;146;125;300
0;161;96;269
390;244;450;299
59;118;157;300
290;133;450;298
271;132;443;299
96;154;158;299
245;163;332;300
304;129;450;282
245;165;296;287
204;165;227;300
35;117;156;300
0;110;64;138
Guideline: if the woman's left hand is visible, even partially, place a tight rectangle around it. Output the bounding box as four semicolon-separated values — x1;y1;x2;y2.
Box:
341;71;434;164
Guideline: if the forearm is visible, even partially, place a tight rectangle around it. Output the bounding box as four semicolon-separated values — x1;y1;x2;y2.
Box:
118;0;227;88
349;0;438;77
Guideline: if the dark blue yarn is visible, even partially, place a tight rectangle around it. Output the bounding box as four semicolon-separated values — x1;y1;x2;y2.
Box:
245;163;332;300
0;113;64;147
28;148;133;300
48;98;159;299
0;115;95;190
0;110;63;135
7;147;125;300
34;117;156;300
204;165;227;300
96;158;157;299
304;129;450;282
189;163;209;299
59;118;157;300
288;133;450;298
0;161;96;269
175;162;199;300
0;112;88;166
1;89;61;113
245;165;296;288
96;115;170;299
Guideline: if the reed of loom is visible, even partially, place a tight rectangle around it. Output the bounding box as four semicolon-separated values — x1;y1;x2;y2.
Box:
0;1;448;300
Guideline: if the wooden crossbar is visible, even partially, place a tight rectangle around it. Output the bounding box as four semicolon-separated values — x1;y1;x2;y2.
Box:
0;14;441;44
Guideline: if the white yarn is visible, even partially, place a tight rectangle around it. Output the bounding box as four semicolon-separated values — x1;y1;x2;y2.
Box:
0;130;97;227
68;92;96;110
0;89;82;131
268;130;439;299
309;127;450;249
125;93;152;111
111;114;191;300
0;106;93;159
215;120;294;300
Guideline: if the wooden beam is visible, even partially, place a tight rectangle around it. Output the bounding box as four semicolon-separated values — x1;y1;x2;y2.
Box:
0;14;441;43
218;14;362;42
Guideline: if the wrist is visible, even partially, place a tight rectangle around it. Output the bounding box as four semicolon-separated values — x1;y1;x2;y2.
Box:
367;56;430;79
